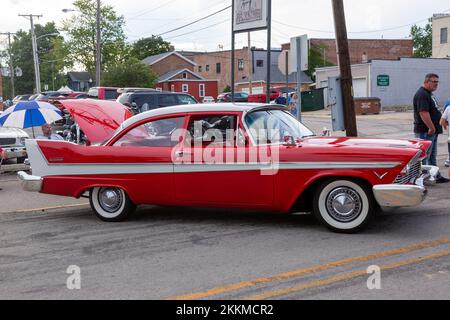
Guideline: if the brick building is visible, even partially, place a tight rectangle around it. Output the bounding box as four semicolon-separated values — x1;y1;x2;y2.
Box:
142;51;218;102
432;14;450;58
282;38;414;65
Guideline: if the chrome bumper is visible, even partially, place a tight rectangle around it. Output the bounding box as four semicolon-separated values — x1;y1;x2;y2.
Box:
3;147;27;160
17;171;43;192
373;184;427;207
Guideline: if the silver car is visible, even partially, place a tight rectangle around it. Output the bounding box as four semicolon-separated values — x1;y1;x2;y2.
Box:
0;127;29;163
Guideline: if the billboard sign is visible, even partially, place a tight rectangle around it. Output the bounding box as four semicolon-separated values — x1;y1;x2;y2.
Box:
233;0;268;33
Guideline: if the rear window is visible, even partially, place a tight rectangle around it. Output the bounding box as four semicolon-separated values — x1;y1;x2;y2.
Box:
105;89;120;100
157;94;178;107
177;94;197;105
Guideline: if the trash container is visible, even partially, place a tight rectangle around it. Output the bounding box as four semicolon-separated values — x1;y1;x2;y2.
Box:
354;97;381;115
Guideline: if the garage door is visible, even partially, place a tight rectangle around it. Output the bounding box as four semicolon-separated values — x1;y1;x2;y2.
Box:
353;78;367;98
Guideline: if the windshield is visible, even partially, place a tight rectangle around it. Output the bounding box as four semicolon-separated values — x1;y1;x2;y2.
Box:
244;109;314;145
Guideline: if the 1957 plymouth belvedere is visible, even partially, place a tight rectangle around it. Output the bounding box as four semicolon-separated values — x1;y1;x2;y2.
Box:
19;100;433;233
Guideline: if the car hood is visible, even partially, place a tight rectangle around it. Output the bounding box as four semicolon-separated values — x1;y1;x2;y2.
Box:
58;99;133;144
0;127;29;139
303;137;430;155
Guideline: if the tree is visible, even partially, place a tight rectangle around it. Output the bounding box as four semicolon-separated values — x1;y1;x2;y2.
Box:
1;22;69;97
61;0;127;77
130;36;172;61
306;44;335;80
410;19;432;58
102;58;158;87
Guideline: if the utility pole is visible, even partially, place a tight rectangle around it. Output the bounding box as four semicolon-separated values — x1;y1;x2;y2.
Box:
96;0;101;86
248;32;253;95
19;14;42;94
0;32;16;98
331;0;357;137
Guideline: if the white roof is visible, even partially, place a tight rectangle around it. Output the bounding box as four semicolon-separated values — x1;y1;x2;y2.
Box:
119;103;268;131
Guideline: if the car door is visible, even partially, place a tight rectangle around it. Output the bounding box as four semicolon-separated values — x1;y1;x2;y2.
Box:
109;115;186;206
174;112;273;208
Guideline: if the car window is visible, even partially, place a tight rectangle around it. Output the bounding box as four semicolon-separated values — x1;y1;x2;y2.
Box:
113;117;184;147
105;89;120;100
245;110;314;145
177;94;197;105
158;94;178;107
186;115;237;147
136;95;157;112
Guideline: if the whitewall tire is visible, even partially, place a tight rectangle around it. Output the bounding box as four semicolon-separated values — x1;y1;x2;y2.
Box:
90;187;136;222
313;179;374;233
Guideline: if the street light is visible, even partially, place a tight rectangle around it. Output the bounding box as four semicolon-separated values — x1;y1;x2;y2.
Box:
62;1;101;86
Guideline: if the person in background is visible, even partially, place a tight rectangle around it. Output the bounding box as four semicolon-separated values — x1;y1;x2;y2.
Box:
275;93;287;106
443;98;450;167
36;124;64;140
413;73;449;183
288;93;299;118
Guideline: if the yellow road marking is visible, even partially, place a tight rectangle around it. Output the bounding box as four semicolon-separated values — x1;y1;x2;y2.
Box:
244;249;450;300
171;237;450;300
1;203;90;214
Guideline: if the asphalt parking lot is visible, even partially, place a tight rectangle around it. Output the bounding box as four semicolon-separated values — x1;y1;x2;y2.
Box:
0;110;449;300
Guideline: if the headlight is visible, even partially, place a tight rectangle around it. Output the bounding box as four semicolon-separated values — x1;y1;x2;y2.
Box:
19;137;26;145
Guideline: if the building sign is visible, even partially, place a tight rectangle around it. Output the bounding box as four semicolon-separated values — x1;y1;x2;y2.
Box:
377;75;390;86
233;0;268;33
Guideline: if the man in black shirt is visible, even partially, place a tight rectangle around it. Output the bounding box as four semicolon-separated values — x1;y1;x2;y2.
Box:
414;73;449;183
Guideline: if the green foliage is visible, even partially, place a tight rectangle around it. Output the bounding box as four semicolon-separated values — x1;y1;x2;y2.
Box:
102;58;158;87
61;0;127;77
223;85;231;93
306;44;335;80
1;22;69;97
410;19;432;58
130;36;172;61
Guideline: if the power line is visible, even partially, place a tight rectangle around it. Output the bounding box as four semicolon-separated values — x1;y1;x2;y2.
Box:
165;19;230;40
156;6;231;36
127;0;179;20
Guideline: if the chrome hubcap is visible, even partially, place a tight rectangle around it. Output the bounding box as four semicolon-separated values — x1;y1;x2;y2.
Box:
98;188;123;213
326;187;362;222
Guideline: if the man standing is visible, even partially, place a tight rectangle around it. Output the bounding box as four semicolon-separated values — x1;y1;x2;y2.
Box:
414;73;449;183
36;124;64;140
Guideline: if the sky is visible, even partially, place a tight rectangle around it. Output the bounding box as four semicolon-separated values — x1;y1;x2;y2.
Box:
0;0;450;52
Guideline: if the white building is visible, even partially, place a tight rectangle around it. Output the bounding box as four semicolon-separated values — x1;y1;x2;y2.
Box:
432;14;450;59
316;58;450;108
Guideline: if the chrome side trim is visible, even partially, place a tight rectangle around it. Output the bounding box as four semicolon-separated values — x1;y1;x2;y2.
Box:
17;171;43;193
373;184;427;208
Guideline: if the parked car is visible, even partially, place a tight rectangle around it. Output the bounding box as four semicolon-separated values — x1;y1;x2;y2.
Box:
12;94;33;104
34;91;62;102
87;87;121;100
202;96;215;103
0;126;29;164
248;87;296;103
217;92;248;103
117;91;198;114
117;88;158;94
19;103;435;233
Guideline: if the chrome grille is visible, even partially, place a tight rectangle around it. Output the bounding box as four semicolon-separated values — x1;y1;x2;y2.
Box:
394;161;422;185
0;138;16;146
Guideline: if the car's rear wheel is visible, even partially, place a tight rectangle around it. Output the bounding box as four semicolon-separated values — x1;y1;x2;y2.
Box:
89;187;136;222
313;179;375;233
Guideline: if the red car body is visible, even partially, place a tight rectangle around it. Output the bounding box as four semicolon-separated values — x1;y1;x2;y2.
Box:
19;102;432;233
248;87;296;103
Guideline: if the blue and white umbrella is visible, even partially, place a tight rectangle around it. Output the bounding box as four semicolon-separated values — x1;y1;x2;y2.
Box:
0;101;63;137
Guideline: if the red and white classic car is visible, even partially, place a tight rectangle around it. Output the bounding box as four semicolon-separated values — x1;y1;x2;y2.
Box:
19;100;433;233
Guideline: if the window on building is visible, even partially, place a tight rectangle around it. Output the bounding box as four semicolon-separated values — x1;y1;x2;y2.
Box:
441;28;448;44
199;84;205;98
182;72;188;79
182;84;189;93
198;66;202;72
238;59;244;71
216;63;221;74
206;65;210;72
256;60;264;67
171;85;175;92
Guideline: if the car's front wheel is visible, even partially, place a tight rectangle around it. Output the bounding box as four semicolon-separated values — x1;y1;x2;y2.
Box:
313;179;375;233
89;187;136;222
